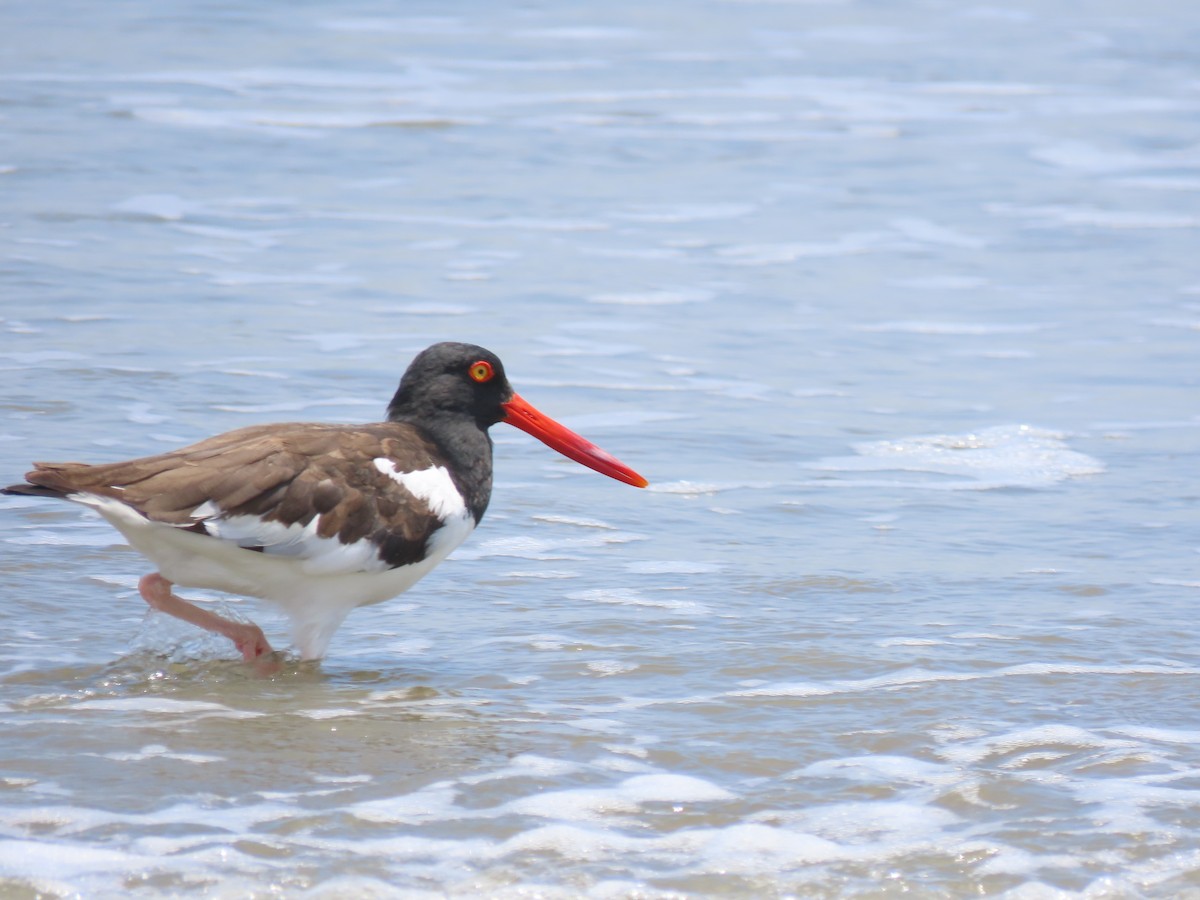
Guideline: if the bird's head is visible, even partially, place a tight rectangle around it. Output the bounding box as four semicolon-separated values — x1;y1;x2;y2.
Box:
389;342;647;488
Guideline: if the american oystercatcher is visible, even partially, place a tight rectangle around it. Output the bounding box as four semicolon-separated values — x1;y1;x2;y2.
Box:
2;342;647;663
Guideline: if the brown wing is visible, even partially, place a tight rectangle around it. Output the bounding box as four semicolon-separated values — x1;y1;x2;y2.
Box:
20;422;451;568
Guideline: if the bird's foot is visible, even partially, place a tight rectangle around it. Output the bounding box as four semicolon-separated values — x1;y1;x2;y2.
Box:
228;622;283;675
228;621;272;662
139;572;278;671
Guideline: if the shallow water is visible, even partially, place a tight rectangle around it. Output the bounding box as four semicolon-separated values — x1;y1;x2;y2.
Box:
2;0;1200;896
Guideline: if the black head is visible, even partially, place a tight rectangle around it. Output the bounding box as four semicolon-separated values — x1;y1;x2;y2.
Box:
387;342;649;487
386;342;513;428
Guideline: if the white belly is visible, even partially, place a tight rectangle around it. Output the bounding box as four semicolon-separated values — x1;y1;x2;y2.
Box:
76;493;476;659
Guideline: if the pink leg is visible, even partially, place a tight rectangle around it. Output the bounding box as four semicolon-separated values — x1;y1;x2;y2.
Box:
139;573;274;664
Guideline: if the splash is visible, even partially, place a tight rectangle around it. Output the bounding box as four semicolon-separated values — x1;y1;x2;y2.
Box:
807;425;1104;490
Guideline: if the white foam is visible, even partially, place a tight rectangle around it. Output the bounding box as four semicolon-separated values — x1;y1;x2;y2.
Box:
0;350;88;365
378;638;433;657
505;774;735;821
122;402;168;425
586;660;640;676
459;755;584;786
295;708;361;720
210;395;377;414
111;193;199;220
1117;176;1200;191
516;26;644;41
731;663;1200;700
892;274;988;290
718;231;897;264
74;698;263;719
806;425;1104;490
324;210;607;232
987;202;1200;229
937;724;1138;765
0;839;162;889
1029;141;1166;173
790;800;962;846
174;223;282;248
94;744;223;764
494;823;647;860
624;560;722;575
567;718;628;734
530;514;619;530
368;302;475;316
204;268;361;287
456;527;642;563
6;528;119;547
1150;317;1200;332
609;203;757;223
359;762;650;830
569;588;710;615
692;823;849;872
1106;725;1200;745
876;637;947;647
130;104;479;135
588;287;715;306
31;800;298;842
890;217;987;248
856;321;1046;335
1153;579;1200;591
318;16;468;35
646;480;751;495
350;783;461;825
1071;778;1200;809
797;755;958;786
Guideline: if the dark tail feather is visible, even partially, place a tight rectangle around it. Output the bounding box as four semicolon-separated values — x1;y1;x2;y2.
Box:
2;482;70;499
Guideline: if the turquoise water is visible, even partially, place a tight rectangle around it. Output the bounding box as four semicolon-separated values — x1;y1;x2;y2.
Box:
2;1;1199;896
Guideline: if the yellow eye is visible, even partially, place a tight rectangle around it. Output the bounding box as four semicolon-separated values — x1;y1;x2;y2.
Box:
469;360;494;383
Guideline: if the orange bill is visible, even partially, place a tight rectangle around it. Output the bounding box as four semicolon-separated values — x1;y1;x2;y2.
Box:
501;393;648;488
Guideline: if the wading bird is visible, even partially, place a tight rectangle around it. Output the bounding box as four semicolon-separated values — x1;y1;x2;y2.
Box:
3;342;647;663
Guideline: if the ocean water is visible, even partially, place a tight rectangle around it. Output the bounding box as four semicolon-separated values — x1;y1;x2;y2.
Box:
2;0;1199;896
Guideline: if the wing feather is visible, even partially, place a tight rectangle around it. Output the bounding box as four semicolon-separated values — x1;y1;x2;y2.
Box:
22;422;455;571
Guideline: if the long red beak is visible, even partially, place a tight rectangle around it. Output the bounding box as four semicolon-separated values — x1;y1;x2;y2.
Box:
501;393;648;488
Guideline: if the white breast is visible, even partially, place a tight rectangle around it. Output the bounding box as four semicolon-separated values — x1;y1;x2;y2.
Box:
69;477;477;659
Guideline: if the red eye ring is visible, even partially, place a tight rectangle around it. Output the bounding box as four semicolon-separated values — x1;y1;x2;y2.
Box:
469;360;495;383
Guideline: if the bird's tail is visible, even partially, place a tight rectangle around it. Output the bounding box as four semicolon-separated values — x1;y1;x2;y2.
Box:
1;482;71;499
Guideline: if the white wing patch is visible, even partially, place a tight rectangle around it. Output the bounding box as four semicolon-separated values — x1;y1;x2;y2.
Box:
167;460;469;576
372;458;467;521
191;500;221;520
195;512;388;575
